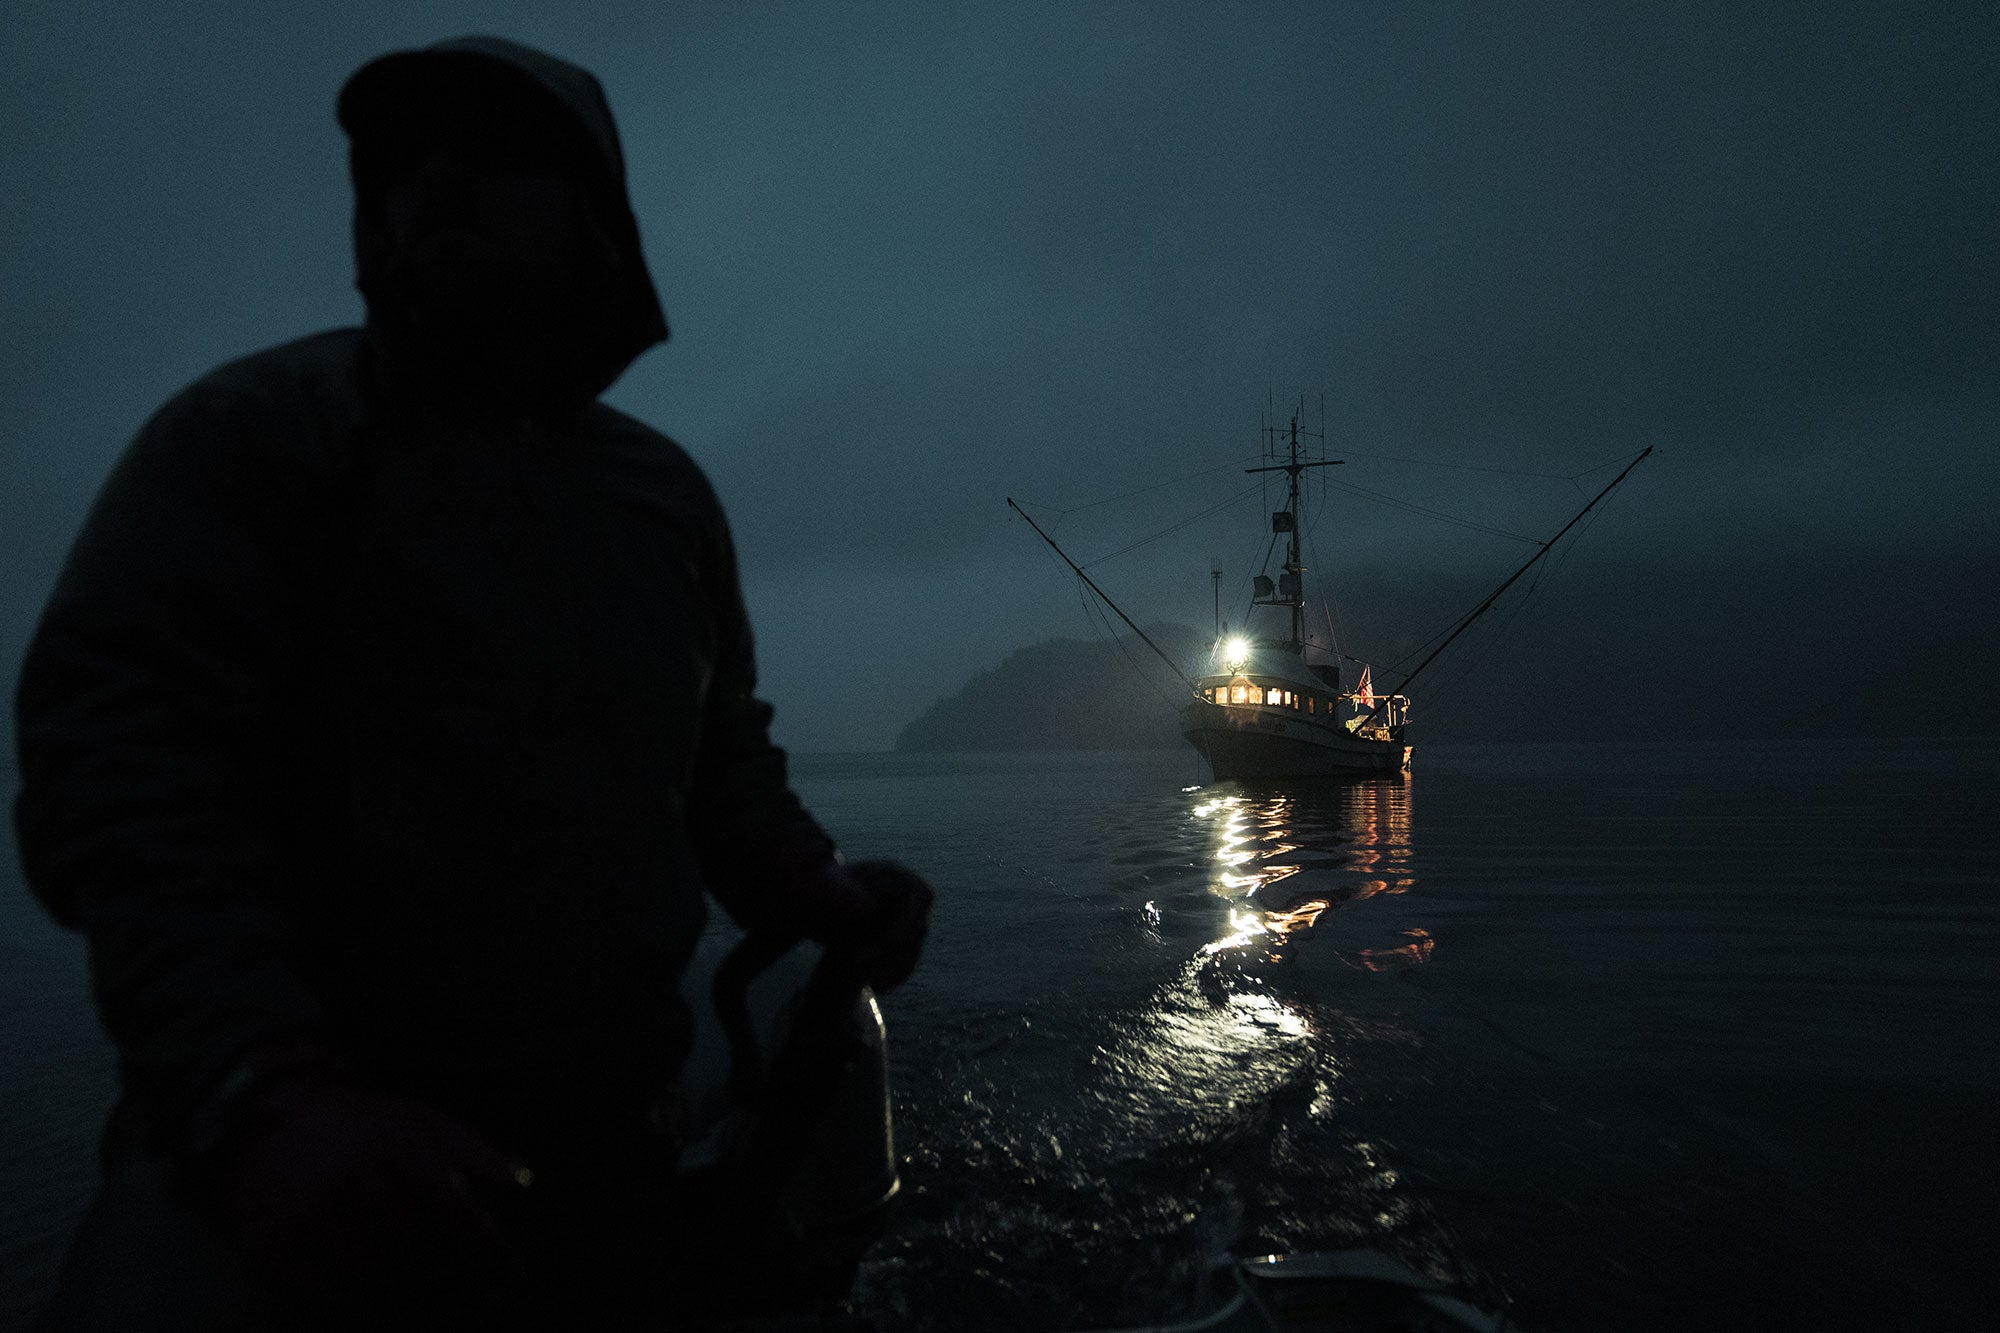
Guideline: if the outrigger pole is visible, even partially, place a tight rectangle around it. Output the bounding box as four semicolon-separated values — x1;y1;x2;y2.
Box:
1357;444;1654;730
1007;498;1198;691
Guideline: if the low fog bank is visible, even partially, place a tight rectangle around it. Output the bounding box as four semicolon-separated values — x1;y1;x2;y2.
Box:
890;540;2000;751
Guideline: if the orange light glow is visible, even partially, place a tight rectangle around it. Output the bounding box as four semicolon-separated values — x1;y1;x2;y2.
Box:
1355;929;1434;972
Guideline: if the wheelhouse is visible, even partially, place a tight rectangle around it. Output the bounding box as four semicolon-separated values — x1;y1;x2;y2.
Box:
1198;677;1326;714
1195;670;1409;733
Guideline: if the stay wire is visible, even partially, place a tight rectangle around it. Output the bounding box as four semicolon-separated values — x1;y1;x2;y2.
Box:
1325;478;1543;546
1409;499;1614;713
1045;523;1182;704
1076;579;1150;692
1081;480;1264;569
1016;454;1264;519
1075;574;1183;706
1256;528;1281;578
1332;447;1636;482
1300;520;1346;660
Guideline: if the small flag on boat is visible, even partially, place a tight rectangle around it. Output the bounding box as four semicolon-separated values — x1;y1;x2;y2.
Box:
1357;665;1374;709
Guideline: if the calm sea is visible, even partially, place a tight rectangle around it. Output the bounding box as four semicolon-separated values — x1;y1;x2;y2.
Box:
4;739;1997;1330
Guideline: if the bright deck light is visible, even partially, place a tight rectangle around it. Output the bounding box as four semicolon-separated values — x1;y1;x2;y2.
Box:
1222;636;1250;669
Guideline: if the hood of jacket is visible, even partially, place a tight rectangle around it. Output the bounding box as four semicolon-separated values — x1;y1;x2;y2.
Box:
338;37;668;411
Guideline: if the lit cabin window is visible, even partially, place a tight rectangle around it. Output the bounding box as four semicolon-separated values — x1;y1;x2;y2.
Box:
1265;687;1282;706
1306;695;1315;713
1231;684;1252;704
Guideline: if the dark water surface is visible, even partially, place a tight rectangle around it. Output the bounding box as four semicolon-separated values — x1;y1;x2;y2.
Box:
5;740;1997;1330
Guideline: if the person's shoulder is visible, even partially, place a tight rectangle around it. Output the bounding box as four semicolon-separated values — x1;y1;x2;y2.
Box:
580;401;727;517
582;400;698;468
125;329;368;493
144;329;366;438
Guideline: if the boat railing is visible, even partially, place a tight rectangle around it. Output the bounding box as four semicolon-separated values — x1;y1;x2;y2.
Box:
1346;694;1409;734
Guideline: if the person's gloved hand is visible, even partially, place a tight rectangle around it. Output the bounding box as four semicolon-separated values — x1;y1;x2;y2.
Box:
797;858;933;993
198;1067;530;1307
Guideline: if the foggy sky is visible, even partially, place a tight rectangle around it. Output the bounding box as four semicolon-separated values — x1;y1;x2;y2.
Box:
5;1;1995;751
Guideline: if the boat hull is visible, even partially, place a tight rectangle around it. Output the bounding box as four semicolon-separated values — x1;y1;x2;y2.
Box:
1182;701;1409;780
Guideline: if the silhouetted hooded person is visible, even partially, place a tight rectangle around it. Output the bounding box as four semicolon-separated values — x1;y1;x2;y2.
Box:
17;37;928;1329
344;37;668;416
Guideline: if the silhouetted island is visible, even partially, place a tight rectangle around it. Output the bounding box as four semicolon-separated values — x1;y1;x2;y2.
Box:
894;624;1208;751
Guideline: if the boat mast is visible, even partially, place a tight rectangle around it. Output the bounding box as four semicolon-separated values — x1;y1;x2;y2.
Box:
1246;414;1341;651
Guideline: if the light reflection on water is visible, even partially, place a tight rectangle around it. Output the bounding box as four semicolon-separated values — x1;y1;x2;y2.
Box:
1087;963;1320;1151
1097;778;1430;1153
1194;778;1421;968
859;763;1475;1330
869;772;1473;1330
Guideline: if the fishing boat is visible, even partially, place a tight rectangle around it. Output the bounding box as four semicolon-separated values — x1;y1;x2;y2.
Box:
1182;415;1411;779
1010;418;1649;783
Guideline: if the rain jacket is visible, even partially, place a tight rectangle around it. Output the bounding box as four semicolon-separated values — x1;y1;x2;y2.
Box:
13;38;836;1165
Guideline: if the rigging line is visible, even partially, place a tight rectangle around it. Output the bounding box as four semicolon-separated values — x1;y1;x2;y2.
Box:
1302;497;1341;648
1470;547;1555;666
1528;518;1589;599
1073;575;1101;637
1431;543;1557;706
1008;499;1197;690
1329;468;1593;669
1081;480;1264;569
1295;520;1342;658
1358;445;1652;727
1416;504;1568;668
1333;448;1635;481
1564;453;1644;501
1566;451;1645;480
1075;570;1186;708
1242;493;1272;578
1074;573;1120;653
1514;507;1619;675
1029;532;1084;588
1320;587;1346;661
1073;571;1125;662
1381;568;1503;671
1074;578;1131;676
1496;490;1603;641
1079;579;1131;658
1020;454;1265;518
1074;580;1151;703
1326;479;1543;545
1303;475;1330;544
1083;579;1183;706
1387;511;1580;678
1044;526;1189;693
1388;607;1470;672
1255;527;1281;578
1383;471;1614;676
